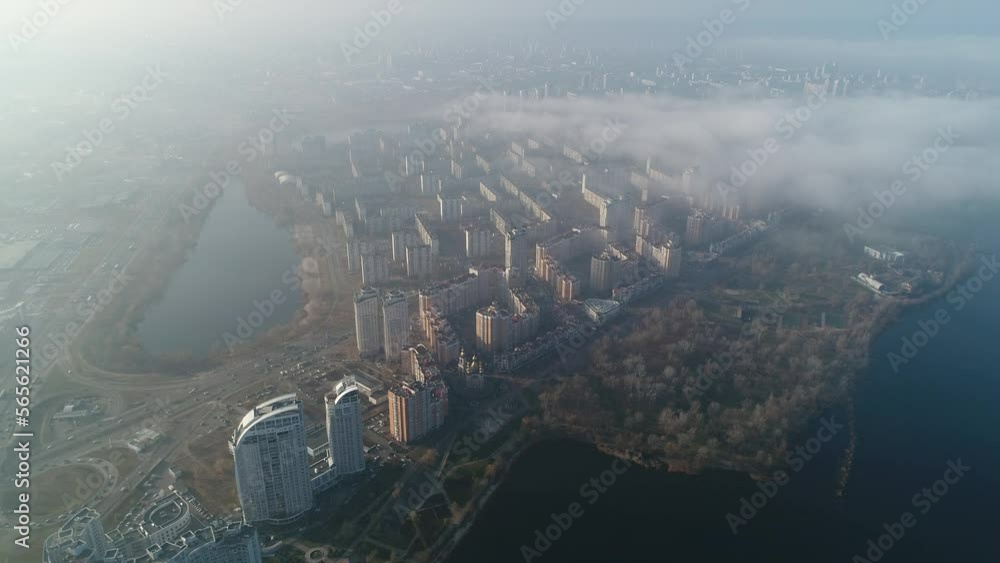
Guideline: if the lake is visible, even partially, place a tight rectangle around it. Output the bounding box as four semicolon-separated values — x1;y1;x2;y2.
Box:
137;180;303;358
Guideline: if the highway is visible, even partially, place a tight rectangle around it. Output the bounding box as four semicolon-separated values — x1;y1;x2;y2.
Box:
0;189;170;445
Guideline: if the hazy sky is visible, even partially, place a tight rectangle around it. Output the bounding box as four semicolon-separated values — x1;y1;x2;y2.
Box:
3;0;999;47
4;0;998;216
3;0;998;85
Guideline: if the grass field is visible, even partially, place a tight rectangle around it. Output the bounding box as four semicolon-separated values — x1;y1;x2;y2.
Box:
444;460;491;507
1;464;102;518
174;428;237;514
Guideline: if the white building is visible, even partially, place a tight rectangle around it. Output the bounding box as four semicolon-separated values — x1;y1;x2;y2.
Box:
145;523;262;563
438;194;462;223
326;377;366;477
464;225;492;259
858;273;886;294
420;173;442;195
44;508;107;563
381;290;409;362
360;252;390;286
354;288;383;358
230;395;314;525
406;245;434;279
346;239;391;273
864;245;906;264
391;231;419;262
415;214;440;255
599;197;633;241
505;229;529;273
139;493;190;547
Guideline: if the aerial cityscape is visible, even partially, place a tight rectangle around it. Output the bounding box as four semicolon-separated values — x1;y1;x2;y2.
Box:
2;1;1000;562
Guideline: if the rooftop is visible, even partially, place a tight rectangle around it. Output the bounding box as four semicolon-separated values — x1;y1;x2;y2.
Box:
234;394;302;441
354;287;380;302
143;493;188;530
584;299;622;316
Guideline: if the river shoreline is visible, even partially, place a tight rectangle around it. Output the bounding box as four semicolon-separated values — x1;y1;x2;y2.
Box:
65;155;982;560
440;247;978;561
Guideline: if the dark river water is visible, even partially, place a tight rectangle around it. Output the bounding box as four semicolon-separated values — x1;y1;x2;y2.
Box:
137;181;303;358
450;253;1000;561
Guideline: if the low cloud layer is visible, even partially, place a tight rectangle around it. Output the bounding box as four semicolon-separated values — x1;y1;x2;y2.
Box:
466;93;1000;215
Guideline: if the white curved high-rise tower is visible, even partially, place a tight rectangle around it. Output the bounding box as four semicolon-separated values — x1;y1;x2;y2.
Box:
326;377;366;476
230;395;313;525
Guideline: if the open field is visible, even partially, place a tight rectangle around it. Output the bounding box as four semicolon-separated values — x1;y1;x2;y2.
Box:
0;240;41;269
1;464;102;518
173;428;237;515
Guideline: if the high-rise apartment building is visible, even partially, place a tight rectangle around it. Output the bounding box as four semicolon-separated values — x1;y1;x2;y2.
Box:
686;210;728;247
685;211;706;246
346;239;392;273
360;252;390;285
420;173;442;195
388;380;449;443
415;214;440;255
599;197;633;241
590;252;621;293
230;395;313;525
475;303;513;354
391;231;420;262
505;229;529;273
381;290;409;362
354;288;382;358
636;235;683;278
326;377;366;477
438;193;462;223
464;224;492;258
406;244;434;279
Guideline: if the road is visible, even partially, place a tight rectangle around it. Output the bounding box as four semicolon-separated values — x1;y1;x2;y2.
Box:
0;186;185;478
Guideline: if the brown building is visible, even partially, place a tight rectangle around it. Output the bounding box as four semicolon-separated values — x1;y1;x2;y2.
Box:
388;380;449;443
475;303;513;354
